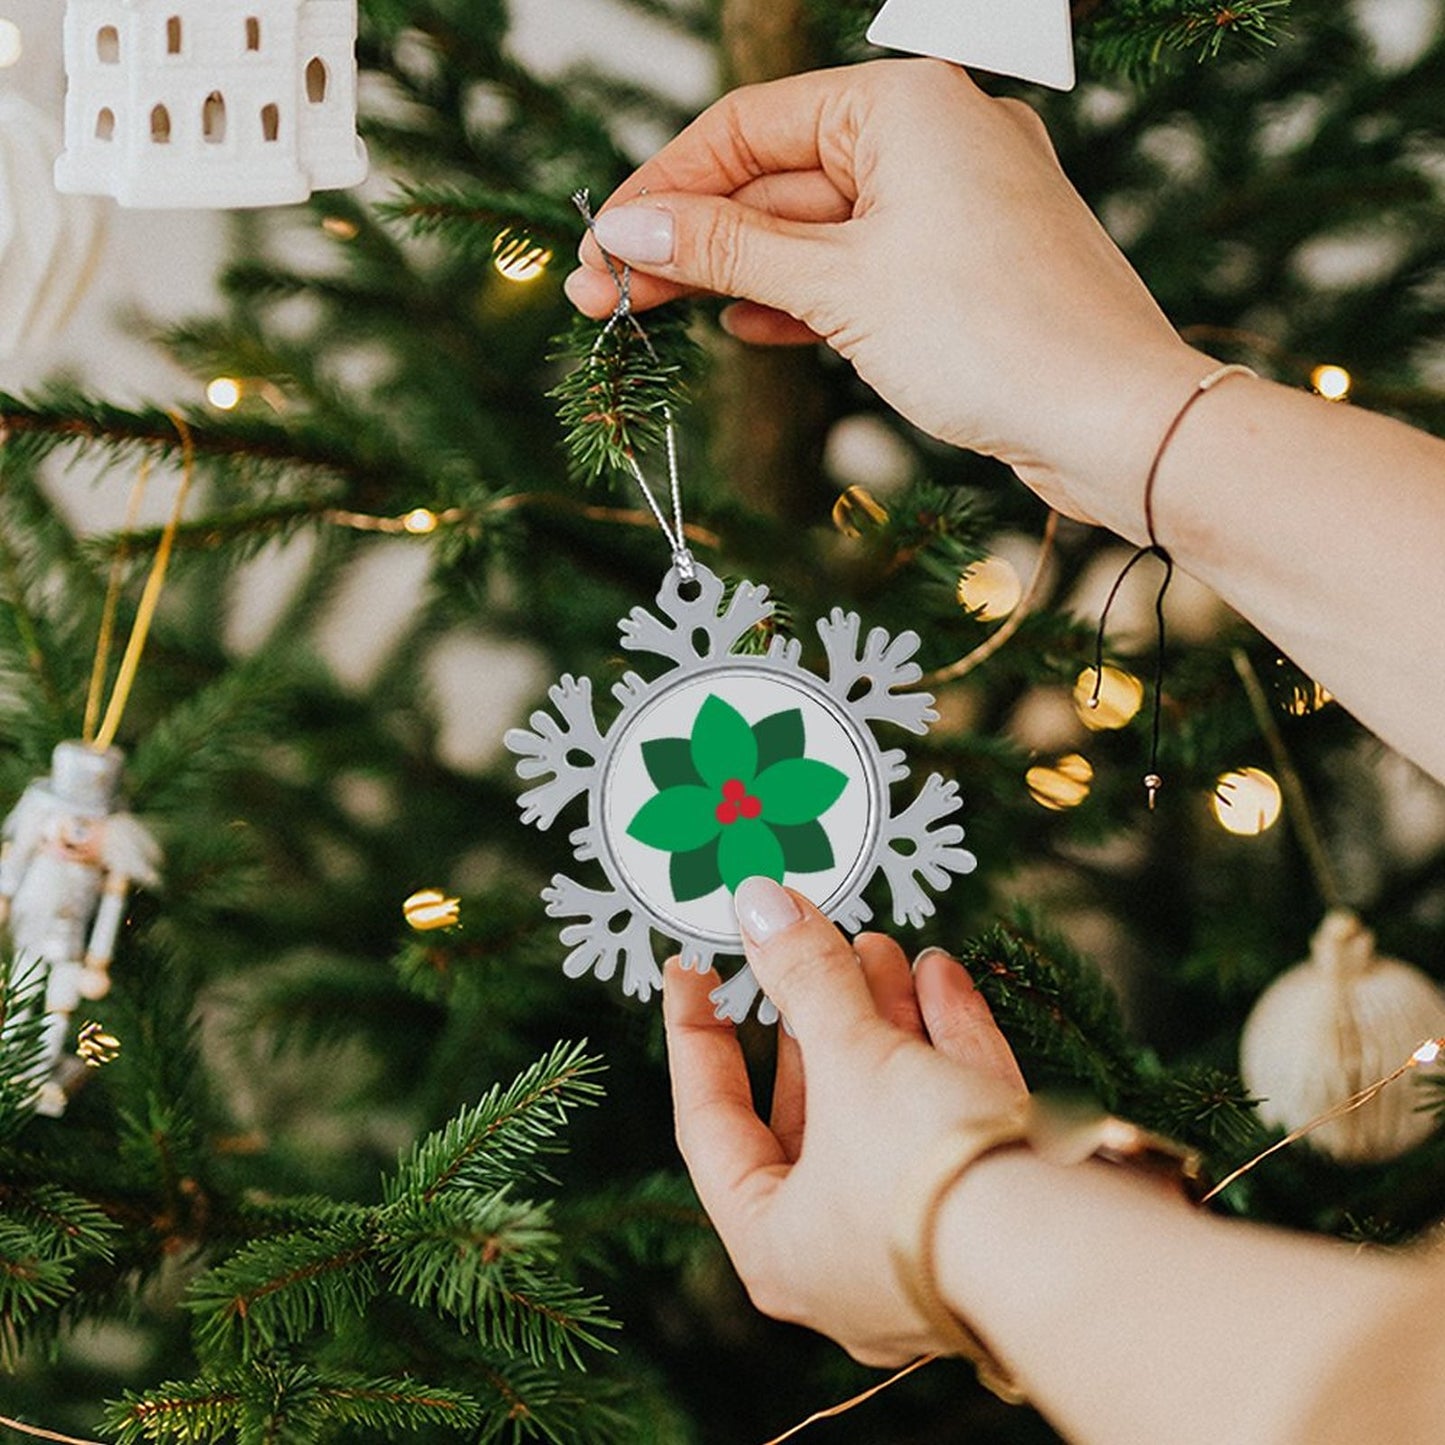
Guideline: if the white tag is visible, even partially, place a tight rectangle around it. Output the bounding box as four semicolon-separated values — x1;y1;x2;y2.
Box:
867;0;1077;92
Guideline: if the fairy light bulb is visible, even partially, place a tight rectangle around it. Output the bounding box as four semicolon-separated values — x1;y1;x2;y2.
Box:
0;20;22;67
957;556;1023;622
1026;753;1093;811
207;377;243;411
492;231;553;283
1211;767;1283;836
404;888;461;932
1073;666;1144;731
1311;364;1352;402
403;508;439;535
322;216;360;241
831;484;889;538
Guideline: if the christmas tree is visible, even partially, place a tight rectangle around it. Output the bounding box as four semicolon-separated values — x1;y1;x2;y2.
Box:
1;1;1444;1441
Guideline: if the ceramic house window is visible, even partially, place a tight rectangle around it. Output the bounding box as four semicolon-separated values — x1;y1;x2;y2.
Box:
261;103;280;142
150;104;171;143
95;108;115;141
203;91;226;143
306;57;328;103
166;16;182;56
246;17;261;53
97;26;119;64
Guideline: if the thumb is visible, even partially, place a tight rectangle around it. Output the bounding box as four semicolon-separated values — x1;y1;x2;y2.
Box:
589;194;830;318
734;877;874;1043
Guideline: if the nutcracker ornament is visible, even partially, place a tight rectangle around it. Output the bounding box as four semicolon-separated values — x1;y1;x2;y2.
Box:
0;742;160;1116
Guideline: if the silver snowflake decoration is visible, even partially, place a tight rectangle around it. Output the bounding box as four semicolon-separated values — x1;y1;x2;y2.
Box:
505;563;977;1023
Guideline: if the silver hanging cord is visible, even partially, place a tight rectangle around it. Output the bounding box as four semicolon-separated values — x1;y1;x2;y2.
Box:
572;190;695;582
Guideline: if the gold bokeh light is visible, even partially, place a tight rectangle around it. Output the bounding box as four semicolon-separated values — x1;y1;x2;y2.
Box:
1211;767;1283;836
1073;666;1145;731
957;556;1023;622
1027;753;1093;811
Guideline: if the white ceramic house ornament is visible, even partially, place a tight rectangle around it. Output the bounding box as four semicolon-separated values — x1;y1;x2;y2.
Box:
54;0;368;209
868;0;1077;91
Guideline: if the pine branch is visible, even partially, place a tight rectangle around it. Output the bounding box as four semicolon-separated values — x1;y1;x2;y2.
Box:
187;1221;380;1362
105;1363;480;1444
378;185;580;263
1084;0;1293;77
549;310;700;485
958;914;1144;1108
387;1041;605;1202
0;959;53;1144
0;391;431;498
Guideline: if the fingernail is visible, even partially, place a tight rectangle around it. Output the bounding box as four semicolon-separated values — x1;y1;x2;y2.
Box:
593;204;675;265
913;946;955;973
735;877;802;943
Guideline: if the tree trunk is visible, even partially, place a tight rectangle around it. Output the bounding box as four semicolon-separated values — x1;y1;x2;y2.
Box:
713;0;829;527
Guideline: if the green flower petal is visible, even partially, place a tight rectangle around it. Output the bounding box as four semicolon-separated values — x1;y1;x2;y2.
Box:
752;708;806;773
627;786;721;852
642;735;703;791
690;695;759;791
671;837;724;902
718;817;786;892
754;758;848;826
771;819;835;874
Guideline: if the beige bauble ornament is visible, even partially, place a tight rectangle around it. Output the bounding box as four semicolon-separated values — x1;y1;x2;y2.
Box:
0;92;105;359
1240;910;1445;1164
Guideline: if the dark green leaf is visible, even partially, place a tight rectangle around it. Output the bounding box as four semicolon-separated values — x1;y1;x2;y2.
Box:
670;838;723;902
642;736;703;791
751;708;806;773
773;819;835;875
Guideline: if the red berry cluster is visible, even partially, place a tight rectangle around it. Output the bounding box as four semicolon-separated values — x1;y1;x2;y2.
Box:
715;777;762;826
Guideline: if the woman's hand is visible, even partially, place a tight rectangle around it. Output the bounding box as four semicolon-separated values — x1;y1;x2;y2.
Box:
565;60;1215;544
664;875;1025;1366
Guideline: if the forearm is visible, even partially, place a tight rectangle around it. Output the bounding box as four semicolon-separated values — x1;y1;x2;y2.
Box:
1151;373;1445;784
938;1149;1440;1444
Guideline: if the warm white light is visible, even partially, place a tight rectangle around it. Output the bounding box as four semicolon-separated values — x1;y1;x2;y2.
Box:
1027;753;1093;811
403;508;439;535
1074;666;1145;731
404;887;461;932
1211;767;1283;836
207;377;243;410
492;231;552;283
1413;1040;1443;1066
1285;680;1333;717
0;20;22;68
957;556;1023;622
1311;364;1352;402
322;216;360;241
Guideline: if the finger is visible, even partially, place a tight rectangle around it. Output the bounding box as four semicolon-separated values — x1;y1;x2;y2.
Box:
855;933;925;1038
578;169;851;273
595;69;864;210
565;169;851;322
583;192;836;320
730;169;854;225
914;948;1027;1092
563;264;694;319
720;302;822;347
664;959;788;1223
769;1024;805;1162
734;877;876;1046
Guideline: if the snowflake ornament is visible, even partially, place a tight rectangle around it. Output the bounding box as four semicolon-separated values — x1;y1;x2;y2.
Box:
506;562;977;1024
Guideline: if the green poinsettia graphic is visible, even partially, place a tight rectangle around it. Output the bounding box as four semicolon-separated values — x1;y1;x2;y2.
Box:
627;694;849;902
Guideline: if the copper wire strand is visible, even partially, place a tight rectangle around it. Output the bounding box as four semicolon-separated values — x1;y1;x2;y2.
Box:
91;415;195;753
83;461;152;742
922;510;1060;688
1201;1047;1440;1204
0;1414;104;1445
760;1353;939;1444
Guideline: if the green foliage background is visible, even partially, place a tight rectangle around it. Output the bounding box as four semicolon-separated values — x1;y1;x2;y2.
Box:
1;1;1444;1440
